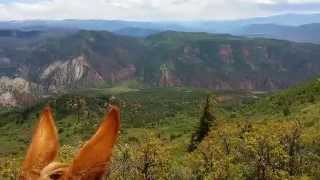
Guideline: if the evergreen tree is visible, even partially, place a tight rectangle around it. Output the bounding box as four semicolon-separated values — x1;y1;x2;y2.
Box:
188;94;216;152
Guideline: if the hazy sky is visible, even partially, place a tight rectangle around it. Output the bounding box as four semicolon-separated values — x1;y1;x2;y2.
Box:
0;0;319;21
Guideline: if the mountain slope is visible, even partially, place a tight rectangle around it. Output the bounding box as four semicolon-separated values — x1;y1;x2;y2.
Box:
143;31;320;89
2;30;320;106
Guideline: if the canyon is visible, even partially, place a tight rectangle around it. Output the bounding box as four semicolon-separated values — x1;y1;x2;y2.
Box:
1;30;320;106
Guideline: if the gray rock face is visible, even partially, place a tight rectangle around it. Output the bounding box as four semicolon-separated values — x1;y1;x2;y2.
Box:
0;92;17;107
40;55;104;93
0;56;105;107
0;77;40;94
0;77;42;107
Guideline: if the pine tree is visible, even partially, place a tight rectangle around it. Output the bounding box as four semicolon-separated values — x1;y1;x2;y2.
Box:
188;94;216;152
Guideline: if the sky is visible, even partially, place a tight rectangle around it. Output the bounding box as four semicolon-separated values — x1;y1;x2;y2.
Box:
0;0;319;21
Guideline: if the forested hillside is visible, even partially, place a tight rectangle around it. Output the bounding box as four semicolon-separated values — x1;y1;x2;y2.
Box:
1;78;320;179
2;30;320;107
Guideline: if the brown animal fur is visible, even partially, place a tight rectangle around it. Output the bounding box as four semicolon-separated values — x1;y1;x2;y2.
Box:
20;105;120;180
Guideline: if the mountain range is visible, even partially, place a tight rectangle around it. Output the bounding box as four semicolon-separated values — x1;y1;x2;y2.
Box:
2;13;320;106
1;13;320;32
240;23;320;44
2;13;320;43
2;29;320;106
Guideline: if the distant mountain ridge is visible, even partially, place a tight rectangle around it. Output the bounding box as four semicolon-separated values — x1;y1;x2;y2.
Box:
240;23;320;44
2;13;320;35
113;27;161;37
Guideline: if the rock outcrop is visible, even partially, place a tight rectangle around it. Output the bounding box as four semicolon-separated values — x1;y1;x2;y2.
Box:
40;55;104;93
0;77;42;107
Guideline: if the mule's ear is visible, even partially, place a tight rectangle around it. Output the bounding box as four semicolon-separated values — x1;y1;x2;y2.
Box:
66;105;120;179
20;107;59;180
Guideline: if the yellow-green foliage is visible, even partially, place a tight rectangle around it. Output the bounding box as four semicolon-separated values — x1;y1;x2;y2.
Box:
110;134;171;180
1;120;319;179
0;157;20;180
186;120;320;180
57;144;80;163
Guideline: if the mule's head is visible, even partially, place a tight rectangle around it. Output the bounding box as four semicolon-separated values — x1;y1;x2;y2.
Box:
20;105;120;180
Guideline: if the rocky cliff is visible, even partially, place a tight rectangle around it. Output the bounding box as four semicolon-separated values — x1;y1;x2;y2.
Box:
40;55;104;93
0;77;42;106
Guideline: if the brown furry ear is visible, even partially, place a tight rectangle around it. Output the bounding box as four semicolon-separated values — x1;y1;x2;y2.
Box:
20;107;59;180
65;105;120;179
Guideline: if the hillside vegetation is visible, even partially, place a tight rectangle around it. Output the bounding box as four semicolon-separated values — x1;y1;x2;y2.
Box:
2;30;320;101
1;78;320;179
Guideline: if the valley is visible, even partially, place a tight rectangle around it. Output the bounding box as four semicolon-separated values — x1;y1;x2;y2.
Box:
2;30;320;107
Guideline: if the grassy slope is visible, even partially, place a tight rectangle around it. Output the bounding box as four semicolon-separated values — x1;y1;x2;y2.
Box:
0;86;211;157
1;79;320;177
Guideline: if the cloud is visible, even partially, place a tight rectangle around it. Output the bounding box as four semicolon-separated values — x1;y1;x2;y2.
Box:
0;0;319;20
258;1;320;12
